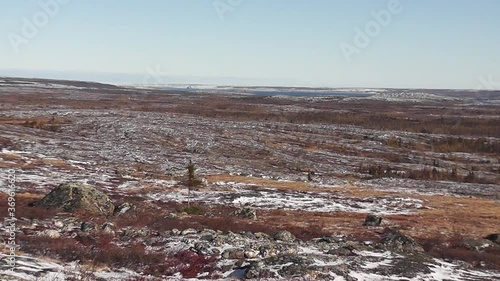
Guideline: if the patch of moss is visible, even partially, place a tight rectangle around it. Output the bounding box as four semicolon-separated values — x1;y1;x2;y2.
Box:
181;205;205;215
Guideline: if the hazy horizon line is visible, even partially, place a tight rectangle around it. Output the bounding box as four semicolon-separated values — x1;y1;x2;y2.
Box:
0;68;495;91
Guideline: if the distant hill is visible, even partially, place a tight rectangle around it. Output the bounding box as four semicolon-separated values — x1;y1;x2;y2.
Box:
0;76;120;90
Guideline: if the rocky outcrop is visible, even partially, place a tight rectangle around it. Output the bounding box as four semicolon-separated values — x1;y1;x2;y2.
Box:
463;239;498;251
37;182;115;215
222;248;246;259
113;202;136;216
232;204;257;220
37;229;61;239
80;221;97;232
181;228;198;236
485;233;500;244
383;228;424;253
363;214;383;226
102;222;116;236
11;215;499;281
245;255;316;279
273;230;296;242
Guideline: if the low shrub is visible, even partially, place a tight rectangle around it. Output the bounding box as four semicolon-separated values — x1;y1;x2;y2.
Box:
0;193;58;220
181;205;205;215
164;250;217;278
421;235;500;270
19;234;169;275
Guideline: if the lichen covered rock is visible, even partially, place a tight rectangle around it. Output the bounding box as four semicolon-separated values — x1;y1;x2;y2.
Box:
37;182;115;215
383;228;424;253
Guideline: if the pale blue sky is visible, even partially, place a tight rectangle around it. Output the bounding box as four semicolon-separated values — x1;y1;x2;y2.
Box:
1;0;499;88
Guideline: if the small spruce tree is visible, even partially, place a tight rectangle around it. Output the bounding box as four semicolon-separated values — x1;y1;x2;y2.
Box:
187;160;196;185
186;160;195;206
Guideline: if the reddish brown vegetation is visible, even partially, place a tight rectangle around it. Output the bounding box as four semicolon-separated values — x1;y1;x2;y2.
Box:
360;163;495;184
0;116;70;132
165;251;218;278
384;136;500;155
1;90;499;138
19;235;168;275
1;85;499;273
20;232;219;278
3;188;500;271
0;193;57;220
0;136;17;149
421;234;500;270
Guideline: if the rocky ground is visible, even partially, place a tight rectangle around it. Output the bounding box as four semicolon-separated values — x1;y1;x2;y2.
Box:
0;77;499;280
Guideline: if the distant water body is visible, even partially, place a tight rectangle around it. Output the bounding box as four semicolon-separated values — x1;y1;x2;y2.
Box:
162;87;372;97
249;90;372;97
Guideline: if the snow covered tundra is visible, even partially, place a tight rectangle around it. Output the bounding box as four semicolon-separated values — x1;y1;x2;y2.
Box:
0;77;499;280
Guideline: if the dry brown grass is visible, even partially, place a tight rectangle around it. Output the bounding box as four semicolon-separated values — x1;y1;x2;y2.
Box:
203;175;500;242
405;195;500;239
0;161;37;169
4;183;500;270
207;174;311;190
18;235;170;275
2;90;499;138
2;85;499;271
0;192;56;220
421;233;500;269
206;174;396;197
0;154;77;171
4;174;498;243
0;153;24;161
41;158;78;170
0;116;70;132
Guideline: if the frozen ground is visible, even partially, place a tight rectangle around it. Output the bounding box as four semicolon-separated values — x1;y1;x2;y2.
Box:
2;245;499;280
148;185;424;215
0;78;499;280
1;107;497;198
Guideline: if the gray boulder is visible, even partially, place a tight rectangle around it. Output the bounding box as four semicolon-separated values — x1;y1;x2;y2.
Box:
222;248;246;259
244;250;259;259
37;229;61;239
181;228;198;236
232;204;257;220
37;182;114;215
328;247;355;256
383;228;424;253
277;256;315;278
245;261;276;279
80;221;97;232
113;202;136;216
463;239;497;251
363;214;383;226
274;230;296;242
485;233;500;244
259;244;278;258
254;232;270;240
102;222;116;235
137;227;151;237
53;220;64;228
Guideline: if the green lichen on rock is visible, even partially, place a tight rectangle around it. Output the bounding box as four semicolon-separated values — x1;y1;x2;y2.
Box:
37;182;115;215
